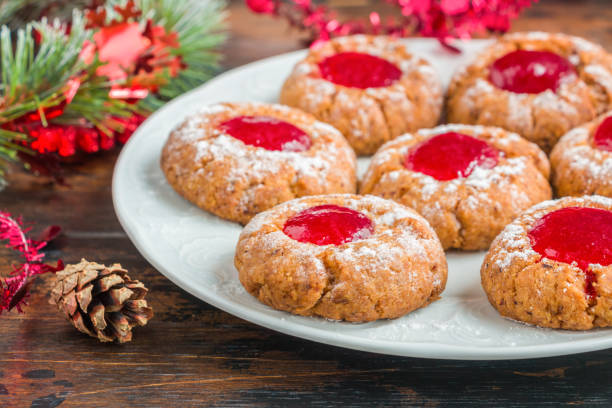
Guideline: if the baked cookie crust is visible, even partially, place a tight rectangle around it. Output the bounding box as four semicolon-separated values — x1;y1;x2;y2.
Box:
161;102;357;224
447;32;612;153
235;194;447;322
360;124;552;250
550;112;612;198
280;35;443;155
481;196;612;330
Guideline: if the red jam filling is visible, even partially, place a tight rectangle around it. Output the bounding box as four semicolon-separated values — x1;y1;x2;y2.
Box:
318;52;402;89
488;50;576;94
219;115;311;152
594;116;612;152
404;132;499;181
528;207;612;300
283;204;374;246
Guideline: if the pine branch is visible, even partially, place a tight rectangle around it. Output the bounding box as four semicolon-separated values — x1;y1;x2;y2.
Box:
60;75;140;135
95;0;227;111
0;9;136;182
0;0;226;184
0;7;137;126
0;13;88;180
136;0;227;111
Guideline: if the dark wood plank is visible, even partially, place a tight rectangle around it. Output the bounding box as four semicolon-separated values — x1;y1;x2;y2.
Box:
2;1;612;406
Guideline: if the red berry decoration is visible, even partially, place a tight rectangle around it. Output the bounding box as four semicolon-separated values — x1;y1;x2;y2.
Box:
404;132;499;181
594;116;612;152
318;52;402;89
283;205;374;246
528;207;612;300
220;115;311;152
488;50;576;94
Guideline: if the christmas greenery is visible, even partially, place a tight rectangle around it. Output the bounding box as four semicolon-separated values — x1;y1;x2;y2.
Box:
0;11;123;182
0;0;226;185
129;0;227;111
90;0;227;110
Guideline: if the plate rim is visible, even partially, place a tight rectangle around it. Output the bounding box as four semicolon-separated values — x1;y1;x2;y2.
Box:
112;39;612;360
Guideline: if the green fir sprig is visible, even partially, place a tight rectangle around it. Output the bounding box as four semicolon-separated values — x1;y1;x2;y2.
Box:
0;10;135;183
0;0;226;186
139;0;226;110
0;12;89;124
103;0;227;111
0;11;90;181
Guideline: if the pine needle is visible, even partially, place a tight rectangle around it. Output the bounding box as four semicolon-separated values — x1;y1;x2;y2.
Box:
0;9;134;183
135;0;227;111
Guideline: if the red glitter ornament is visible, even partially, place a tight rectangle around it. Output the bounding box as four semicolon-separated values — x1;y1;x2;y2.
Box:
246;0;275;14
28;124;77;157
20;113;145;158
114;114;147;145
440;0;470;15
94;22;151;81
99;131;116;150
76;127;101;153
90;14;185;96
0;212;63;314
244;0;537;47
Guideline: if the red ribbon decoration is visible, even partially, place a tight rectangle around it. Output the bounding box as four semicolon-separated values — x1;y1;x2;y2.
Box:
0;212;63;314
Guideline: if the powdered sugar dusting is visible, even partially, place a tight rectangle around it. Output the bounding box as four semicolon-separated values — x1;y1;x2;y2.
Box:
197;134;332;183
376;203;421;226
365;125;538;208
167;102;357;212
553;116;612;191
282;35;443;145
416;123;487;138
241;194;428;245
449;32;612;137
562;144;611;181
492;222;536;270
240;194;442;296
583;64;612;99
455;76;582;127
331;231;435;278
506;31;602;54
563;194;612;207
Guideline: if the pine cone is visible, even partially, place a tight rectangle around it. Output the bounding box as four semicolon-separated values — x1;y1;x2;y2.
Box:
50;259;153;343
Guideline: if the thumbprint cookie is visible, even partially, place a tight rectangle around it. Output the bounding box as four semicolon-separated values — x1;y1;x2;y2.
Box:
360;124;552;250
551;112;612;198
280;35;443;155
161;102;357;224
481;196;612;330
447;32;612;153
235;194;447;322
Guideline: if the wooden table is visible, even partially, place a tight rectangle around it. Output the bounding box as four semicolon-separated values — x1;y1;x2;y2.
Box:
2;1;612;406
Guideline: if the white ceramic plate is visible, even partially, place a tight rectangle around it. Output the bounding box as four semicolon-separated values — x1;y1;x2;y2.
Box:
113;38;612;360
